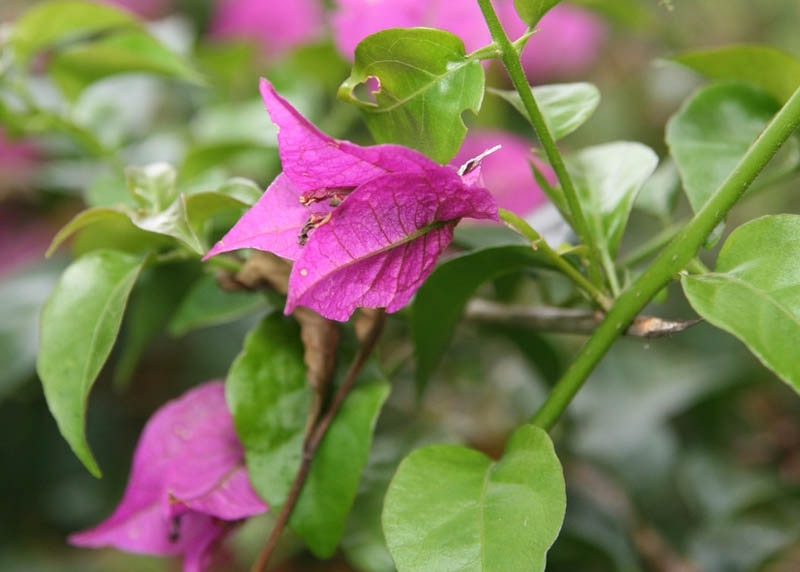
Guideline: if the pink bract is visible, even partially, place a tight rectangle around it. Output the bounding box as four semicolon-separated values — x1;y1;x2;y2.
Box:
69;382;266;572
332;1;605;81
204;79;498;321
209;0;324;58
452;130;553;219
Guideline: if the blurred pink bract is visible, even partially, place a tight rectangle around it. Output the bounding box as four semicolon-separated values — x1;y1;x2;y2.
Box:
69;381;267;572
210;0;324;58
332;0;605;81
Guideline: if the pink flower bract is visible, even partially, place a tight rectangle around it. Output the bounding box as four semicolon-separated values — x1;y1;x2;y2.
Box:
204;79;498;321
69;381;266;572
209;0;324;58
452;130;553;219
332;1;605;82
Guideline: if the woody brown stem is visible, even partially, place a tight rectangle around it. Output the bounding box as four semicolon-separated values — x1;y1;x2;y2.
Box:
250;310;386;572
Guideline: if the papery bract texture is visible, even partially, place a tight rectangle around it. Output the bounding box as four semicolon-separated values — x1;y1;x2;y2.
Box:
452;130;553;219
332;0;605;81
204;79;498;321
69;381;266;572
209;0;324;58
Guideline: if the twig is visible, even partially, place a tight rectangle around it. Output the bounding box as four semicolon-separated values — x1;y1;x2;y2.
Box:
250;310;386;572
465;299;701;338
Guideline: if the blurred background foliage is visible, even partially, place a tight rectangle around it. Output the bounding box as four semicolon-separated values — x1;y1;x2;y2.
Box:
1;0;799;570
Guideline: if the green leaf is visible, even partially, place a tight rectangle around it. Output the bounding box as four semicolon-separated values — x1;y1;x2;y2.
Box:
183;190;253;234
412;245;554;391
126;163;179;212
9;0;137;65
49;30;203;101
682;215;800;394
673;44;800;103
383;424;566;572
47;207;166;257
490;82;601;141
168;273;267;336
180;143;274;182
567;141;659;258
513;0;562;26
130;196;204;254
339;28;485;163
226;314;311;505
666;83;779;212
291;381;390;558
37;250;146;476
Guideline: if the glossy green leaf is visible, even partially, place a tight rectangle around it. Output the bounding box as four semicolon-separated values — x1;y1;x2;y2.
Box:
383;424;566;572
226;314;310;505
291;381;390;558
514;0;561;26
65;210;170;257
213;177;263;206
126;163;179;212
666;83;778;212
567;141;659;258
168;274;267;336
413;245;554;391
674;44;800;103
339;28;484;163
49;30;202;100
37;250;146;476
490;82;601;141
9;0;137;65
682;215;800;394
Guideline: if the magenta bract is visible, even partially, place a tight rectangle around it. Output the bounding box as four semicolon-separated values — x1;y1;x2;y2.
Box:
204;79;498;321
69;382;266;572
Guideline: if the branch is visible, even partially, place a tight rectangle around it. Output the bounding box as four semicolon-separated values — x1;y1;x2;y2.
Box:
250;310;386;572
465;299;700;338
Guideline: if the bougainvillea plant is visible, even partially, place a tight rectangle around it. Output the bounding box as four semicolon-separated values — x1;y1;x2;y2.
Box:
3;0;800;570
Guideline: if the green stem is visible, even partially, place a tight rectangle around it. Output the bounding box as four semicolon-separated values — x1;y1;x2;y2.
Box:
499;209;611;310
476;0;604;288
532;83;800;430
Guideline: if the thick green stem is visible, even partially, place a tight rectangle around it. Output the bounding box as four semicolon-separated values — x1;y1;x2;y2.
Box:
476;0;604;288
499;209;611;310
532;83;800;430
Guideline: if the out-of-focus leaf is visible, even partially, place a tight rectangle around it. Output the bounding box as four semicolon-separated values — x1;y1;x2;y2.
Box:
291;381;390;558
682;215;800;394
112;262;199;388
490;82;600;140
666;83;778;212
339;28;484;163
9;0;137;65
226;314;310;505
180;142;274;182
567;142;658;258
126;163;178;212
673;44;800;103
413;245;555;392
0;264;62;399
514;0;562;25
383;424;566;572
168;274;268;336
633;159;681;222
49;30;203;101
37;250;146;476
183;190;252;235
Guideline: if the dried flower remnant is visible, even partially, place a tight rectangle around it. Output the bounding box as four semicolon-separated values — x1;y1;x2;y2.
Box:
204;79;498;321
69;382;267;572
